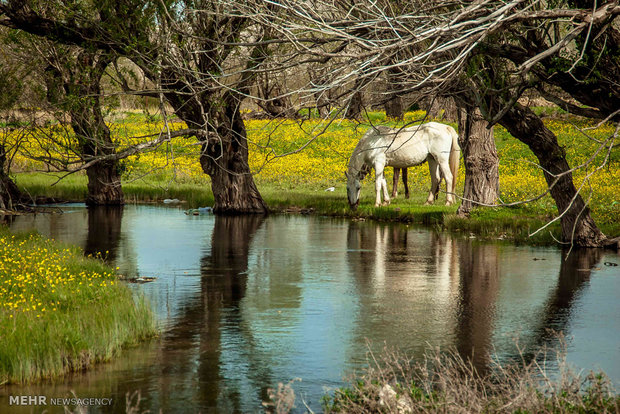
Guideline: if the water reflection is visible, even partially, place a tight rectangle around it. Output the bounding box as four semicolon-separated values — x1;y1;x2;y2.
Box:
529;248;603;352
196;215;266;411
138;215;266;413
455;242;499;370
85;207;123;261
345;223;461;360
1;207;618;414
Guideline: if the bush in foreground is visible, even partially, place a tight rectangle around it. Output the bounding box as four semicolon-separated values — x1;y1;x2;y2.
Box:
0;228;157;384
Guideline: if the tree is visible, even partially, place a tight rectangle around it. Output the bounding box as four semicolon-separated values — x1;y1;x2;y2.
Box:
425;96;458;123
458;1;619;246
384;68;404;121
343;77;364;120
0;137;21;210
43;45;124;205
456;105;499;216
0;37;24;210
255;74;296;119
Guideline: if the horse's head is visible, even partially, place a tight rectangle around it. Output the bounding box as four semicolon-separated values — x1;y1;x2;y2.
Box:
345;168;365;210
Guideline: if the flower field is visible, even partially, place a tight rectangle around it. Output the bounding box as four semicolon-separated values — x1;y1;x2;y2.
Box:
0;229;156;384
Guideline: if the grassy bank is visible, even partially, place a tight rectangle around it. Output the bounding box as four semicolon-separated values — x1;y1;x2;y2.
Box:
8;109;620;244
14;171;618;245
0;228;157;384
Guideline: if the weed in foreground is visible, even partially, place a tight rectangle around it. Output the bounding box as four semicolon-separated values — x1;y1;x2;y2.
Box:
265;335;618;413
321;337;618;413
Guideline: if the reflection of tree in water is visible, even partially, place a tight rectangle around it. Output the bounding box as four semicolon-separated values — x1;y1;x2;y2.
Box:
0;213;15;226
526;248;602;356
84;206;123;261
11;209;603;411
155;215;266;413
455;241;499;373
345;222;603;377
455;244;605;373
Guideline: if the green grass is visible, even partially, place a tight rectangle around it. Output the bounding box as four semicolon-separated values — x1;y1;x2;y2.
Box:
0;227;157;384
14;171;451;222
444;208;560;245
14;172;216;207
15;172;89;202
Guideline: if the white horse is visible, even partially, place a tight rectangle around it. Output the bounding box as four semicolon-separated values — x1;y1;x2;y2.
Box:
346;122;460;210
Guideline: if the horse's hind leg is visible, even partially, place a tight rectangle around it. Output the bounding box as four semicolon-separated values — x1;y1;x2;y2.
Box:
382;175;390;205
391;167;400;198
402;168;409;199
425;158;440;205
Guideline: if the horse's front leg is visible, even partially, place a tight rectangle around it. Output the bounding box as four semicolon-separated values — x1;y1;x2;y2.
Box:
381;175;390;206
374;175;383;207
402;168;410;199
391;167;400;198
374;162;390;207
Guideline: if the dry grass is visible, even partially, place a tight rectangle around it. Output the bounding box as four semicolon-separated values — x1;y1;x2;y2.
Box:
321;337;618;413
263;378;301;414
258;334;620;413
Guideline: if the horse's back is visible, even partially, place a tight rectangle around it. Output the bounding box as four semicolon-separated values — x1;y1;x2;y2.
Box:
403;122;456;138
386;123;456;167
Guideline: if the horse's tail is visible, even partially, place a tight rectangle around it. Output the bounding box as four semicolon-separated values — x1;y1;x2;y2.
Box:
449;127;460;194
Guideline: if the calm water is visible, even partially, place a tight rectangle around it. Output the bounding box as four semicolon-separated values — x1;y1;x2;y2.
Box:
1;205;619;413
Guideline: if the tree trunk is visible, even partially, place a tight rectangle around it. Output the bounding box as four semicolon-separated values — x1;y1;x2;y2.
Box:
256;76;296;118
163;68;267;215
456;106;499;216
425;96;458;122
344;89;363;120
384;68;404;120
84;159;123;206
384;95;404;120
308;68;331;118
71;99;124;206
500;104;607;247
0;143;22;211
197;102;267;214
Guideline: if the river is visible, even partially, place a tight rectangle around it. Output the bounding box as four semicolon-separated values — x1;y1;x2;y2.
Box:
1;204;618;413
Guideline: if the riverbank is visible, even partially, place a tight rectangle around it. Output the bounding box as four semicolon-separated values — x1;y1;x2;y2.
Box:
12;172;620;245
0;227;157;384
